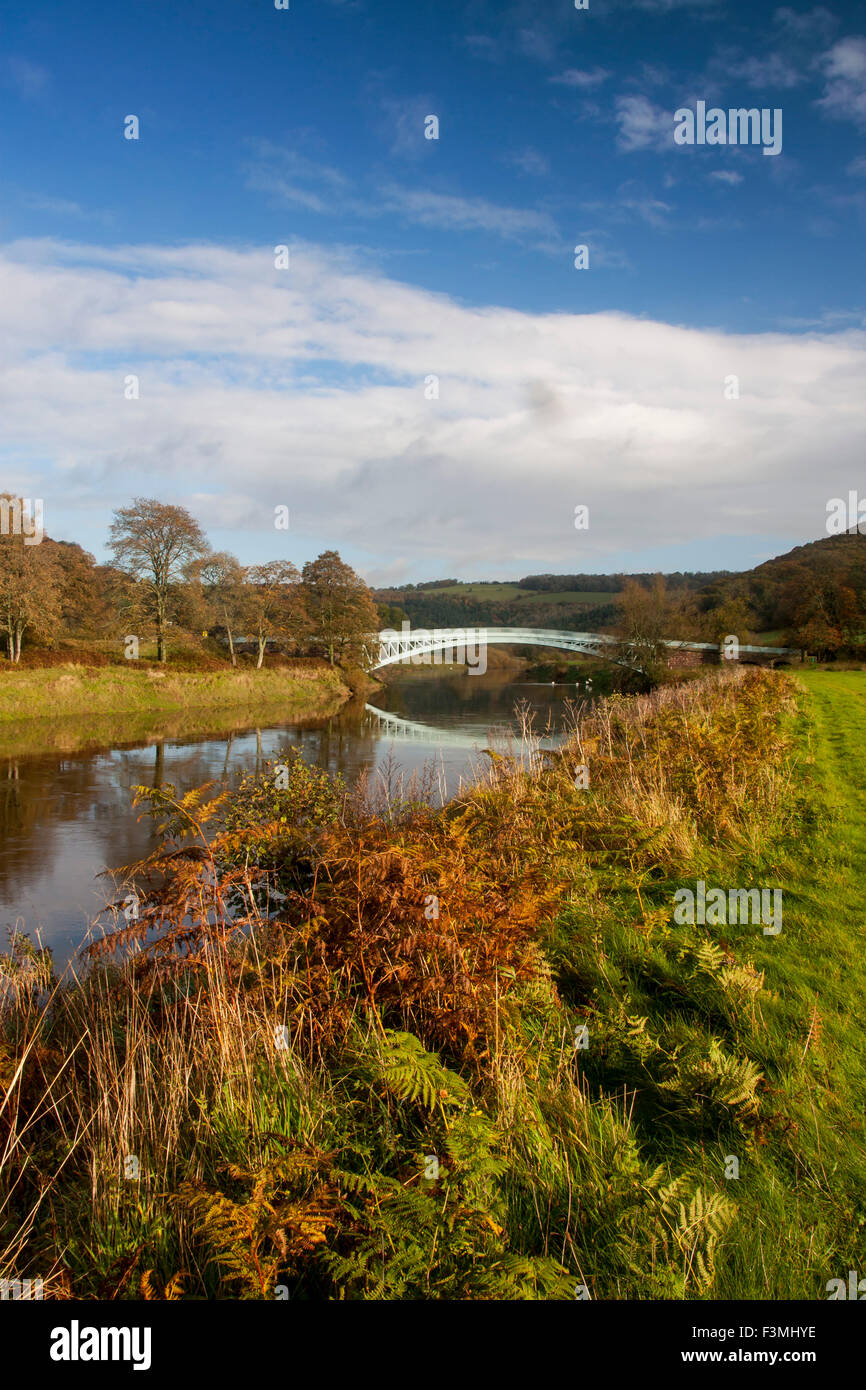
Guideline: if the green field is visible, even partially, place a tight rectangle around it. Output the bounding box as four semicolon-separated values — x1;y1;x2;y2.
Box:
413;583;615;607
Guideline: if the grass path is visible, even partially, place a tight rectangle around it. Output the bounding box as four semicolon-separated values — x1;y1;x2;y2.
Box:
546;668;866;1298
790;670;866;1077
712;670;866;1296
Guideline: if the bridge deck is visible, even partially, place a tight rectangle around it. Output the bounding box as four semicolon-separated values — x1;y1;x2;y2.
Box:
371;626;797;671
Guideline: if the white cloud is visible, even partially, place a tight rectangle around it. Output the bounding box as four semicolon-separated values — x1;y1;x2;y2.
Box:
728;52;802;88
378;95;441;156
774;6;836;43
379;186;560;248
505;147;551;177
817;36;866;125
19;192;111;222
244;143;559;247
1;238;864;577
614;95;675;153
516;27;556;64
631;0;716;10
708;169;744;185
584;183;673;228
550;68;610;90
244;143;353;214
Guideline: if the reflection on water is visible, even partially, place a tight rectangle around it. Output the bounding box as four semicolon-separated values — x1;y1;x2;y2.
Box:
0;674;581;967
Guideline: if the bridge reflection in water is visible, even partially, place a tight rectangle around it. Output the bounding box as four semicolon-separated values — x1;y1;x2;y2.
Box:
362;702;563;752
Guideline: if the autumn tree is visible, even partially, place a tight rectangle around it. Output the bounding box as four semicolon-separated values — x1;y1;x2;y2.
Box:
701;594;754;647
50;540;117;637
301;550;379;666
614;575;677;674
0;497;61;661
787;580;863;659
196;551;245;666
108;498;209;663
244;560;306;668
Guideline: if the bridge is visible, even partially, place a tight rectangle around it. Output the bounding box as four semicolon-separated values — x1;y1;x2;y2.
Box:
370;626;797;672
362;703;529;749
363;702;562;752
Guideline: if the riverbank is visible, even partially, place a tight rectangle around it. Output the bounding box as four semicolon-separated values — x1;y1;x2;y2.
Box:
0;696;369;760
2;667;863;1299
0;661;353;723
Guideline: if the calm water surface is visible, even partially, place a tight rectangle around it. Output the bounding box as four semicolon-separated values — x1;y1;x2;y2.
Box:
0;675;583;966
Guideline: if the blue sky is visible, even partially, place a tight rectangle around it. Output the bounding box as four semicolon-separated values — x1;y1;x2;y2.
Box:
1;0;865;581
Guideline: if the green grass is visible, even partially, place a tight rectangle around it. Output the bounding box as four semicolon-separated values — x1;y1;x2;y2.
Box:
0;663;351;723
542;667;866;1298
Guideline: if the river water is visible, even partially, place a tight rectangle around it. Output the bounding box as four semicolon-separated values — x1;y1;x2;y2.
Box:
0;674;584;969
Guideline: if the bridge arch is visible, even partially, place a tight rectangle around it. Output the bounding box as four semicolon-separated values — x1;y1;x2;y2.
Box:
372;626;643;672
369;626;797;673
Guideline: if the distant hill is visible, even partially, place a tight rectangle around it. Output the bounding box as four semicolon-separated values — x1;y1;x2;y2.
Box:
695;530;866;652
375;569;733;633
374;533;866;660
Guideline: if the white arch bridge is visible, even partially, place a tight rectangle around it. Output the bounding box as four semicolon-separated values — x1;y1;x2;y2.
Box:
368;626;796;672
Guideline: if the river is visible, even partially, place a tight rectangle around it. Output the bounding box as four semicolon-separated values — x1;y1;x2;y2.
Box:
0;673;585;969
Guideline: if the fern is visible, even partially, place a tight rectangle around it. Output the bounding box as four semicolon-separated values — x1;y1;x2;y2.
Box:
654;1178;737;1292
374;1031;470;1112
660;1038;763;1120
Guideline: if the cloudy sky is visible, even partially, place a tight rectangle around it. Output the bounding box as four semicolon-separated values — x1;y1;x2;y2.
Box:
1;0;864;582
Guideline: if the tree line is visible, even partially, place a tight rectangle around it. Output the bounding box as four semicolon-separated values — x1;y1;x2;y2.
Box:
377;535;866;662
0;495;379;666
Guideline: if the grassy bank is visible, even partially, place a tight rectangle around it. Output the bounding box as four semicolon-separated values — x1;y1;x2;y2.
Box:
0;697;371;761
0;661;351;723
1;667;863;1299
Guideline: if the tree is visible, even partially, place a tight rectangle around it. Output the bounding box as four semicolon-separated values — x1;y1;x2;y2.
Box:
614;576;676;674
377;601;409;630
0;498;61;661
786;580;862;660
108;499;209;663
701;595;753;648
244;560;306;668
196;551;245;666
51;541;117;637
301;550;379;666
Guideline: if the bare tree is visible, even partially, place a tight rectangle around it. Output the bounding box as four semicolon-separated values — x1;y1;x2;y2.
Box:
191;551;245;666
614;575;677;675
108;498;208;663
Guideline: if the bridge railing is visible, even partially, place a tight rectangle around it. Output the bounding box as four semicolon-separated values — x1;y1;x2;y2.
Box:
369;627;798;671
